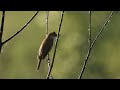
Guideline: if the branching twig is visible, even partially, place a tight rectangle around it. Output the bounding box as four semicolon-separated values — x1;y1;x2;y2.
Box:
46;11;64;79
1;11;39;46
78;11;116;79
0;11;5;52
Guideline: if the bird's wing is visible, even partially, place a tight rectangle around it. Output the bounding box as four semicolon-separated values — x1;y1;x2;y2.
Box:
42;38;53;59
39;38;53;60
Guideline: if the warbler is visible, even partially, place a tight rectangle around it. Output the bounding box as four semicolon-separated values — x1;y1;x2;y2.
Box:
37;31;57;71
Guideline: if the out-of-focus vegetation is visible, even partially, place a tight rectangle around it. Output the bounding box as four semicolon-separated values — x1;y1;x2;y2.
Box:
0;11;120;79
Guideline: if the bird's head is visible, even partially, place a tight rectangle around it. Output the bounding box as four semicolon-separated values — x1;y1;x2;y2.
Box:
48;31;57;39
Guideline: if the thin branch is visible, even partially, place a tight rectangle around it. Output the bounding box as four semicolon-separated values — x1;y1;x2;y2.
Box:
0;11;5;52
45;11;51;76
46;11;49;36
78;11;116;79
1;11;39;46
47;55;50;70
88;11;91;48
46;11;64;79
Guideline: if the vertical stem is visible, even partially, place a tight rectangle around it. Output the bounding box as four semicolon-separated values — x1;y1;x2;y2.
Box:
46;11;49;36
78;11;115;79
46;11;51;74
78;11;92;79
0;11;5;53
46;11;64;79
89;11;91;48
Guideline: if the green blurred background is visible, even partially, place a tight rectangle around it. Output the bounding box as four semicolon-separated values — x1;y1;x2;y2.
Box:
0;11;120;79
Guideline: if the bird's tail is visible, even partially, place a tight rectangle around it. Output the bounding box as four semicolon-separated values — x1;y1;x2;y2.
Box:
36;55;42;71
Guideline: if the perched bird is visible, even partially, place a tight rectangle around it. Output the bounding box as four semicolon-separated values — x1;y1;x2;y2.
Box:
37;31;57;71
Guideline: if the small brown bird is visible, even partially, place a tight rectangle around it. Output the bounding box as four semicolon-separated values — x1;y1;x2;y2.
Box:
36;31;57;71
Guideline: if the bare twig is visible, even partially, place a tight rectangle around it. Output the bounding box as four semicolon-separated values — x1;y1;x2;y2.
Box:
46;11;49;36
88;11;91;48
46;11;64;79
78;11;116;79
0;11;5;53
45;11;51;75
47;55;50;69
1;11;39;46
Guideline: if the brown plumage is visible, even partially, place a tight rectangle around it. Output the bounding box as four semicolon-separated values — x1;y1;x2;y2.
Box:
36;31;57;71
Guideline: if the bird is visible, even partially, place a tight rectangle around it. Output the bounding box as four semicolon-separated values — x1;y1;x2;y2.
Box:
36;31;57;71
